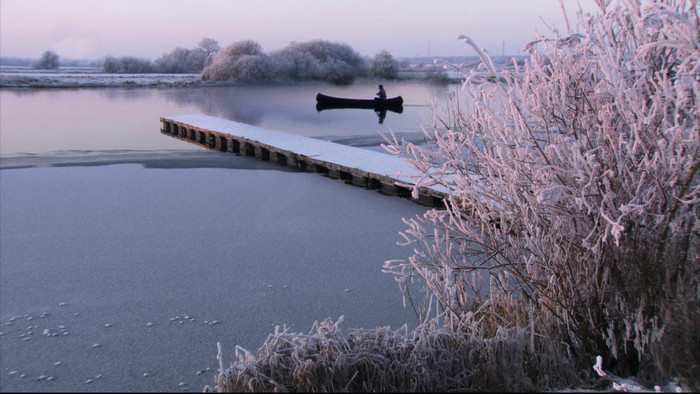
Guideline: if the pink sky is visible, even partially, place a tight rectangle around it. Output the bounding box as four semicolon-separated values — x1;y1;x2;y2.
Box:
0;0;599;60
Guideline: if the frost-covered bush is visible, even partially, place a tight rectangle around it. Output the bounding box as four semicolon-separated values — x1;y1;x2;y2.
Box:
102;55;154;73
154;38;219;74
209;317;580;392
269;49;320;81
229;54;277;82
225;40;262;58
32;50;59;70
370;50;399;79
270;40;368;84
321;58;358;85
101;38;219;74
154;47;205;73
383;0;698;387
201;40;266;81
202;39;368;84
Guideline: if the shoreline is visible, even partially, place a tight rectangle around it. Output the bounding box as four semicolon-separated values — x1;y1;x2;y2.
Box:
0;71;462;89
0;73;224;89
0;149;304;171
0;135;410;171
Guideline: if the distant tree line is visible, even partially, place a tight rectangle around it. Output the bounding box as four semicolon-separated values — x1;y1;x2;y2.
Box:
100;38;399;83
1;38;400;84
0;57;31;66
0;55;99;68
102;37;220;74
201;39;399;84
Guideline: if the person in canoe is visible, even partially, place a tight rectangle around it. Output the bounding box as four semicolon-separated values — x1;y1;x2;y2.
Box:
376;84;387;100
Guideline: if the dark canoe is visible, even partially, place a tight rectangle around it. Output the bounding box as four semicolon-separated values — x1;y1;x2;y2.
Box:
316;93;404;112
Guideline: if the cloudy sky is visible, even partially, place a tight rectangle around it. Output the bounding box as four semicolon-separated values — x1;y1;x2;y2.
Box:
0;0;600;60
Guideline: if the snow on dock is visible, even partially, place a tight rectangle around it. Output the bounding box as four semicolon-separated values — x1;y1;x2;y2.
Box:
160;114;446;207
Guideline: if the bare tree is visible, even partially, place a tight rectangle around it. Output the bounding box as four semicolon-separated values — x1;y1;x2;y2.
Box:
198;37;220;67
32;50;59;70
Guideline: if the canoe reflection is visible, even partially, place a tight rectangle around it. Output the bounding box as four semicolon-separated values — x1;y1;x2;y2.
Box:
315;93;404;123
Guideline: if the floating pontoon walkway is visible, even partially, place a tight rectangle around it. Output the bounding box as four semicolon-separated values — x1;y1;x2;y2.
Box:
160;114;447;207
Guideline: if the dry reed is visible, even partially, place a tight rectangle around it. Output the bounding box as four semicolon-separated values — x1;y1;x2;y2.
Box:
207;316;583;392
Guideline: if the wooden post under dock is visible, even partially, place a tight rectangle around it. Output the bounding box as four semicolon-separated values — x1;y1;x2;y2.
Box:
160;114;447;208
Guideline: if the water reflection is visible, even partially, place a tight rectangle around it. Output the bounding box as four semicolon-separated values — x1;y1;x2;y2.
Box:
159;82;431;132
376;109;387;124
314;92;404;124
314;105;401;125
101;87;156;101
0;81;459;156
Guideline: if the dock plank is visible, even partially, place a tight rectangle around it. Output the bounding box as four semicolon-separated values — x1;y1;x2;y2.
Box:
160;114;446;207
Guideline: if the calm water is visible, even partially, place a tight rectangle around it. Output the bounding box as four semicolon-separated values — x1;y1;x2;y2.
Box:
1;81;461;392
0;81;460;156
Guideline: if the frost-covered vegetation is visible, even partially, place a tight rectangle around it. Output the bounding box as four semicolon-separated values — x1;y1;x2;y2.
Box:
101;37;220;74
102;55;156;73
370;50;400;80
200;40;273;82
94;37;398;84
201;39;375;84
208;317;580;392
1;40;426;86
210;0;698;391
383;0;698;388
273;40;367;84
154;37;220;73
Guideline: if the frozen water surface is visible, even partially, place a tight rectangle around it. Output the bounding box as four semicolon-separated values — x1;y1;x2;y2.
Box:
0;81;442;391
0;160;427;392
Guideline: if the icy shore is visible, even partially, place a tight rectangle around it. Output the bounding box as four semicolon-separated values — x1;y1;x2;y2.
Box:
0;66;465;88
0;71;213;88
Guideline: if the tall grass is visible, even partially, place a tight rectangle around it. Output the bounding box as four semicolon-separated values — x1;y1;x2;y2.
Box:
208;317;581;392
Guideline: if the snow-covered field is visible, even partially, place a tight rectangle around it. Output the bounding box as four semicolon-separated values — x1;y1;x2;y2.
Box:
0;69;205;88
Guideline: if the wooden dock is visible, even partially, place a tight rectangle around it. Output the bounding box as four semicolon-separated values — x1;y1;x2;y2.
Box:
160;114;447;207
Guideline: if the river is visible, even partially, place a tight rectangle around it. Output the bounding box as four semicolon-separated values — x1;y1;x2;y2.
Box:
0;80;458;392
0;81;459;156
